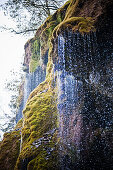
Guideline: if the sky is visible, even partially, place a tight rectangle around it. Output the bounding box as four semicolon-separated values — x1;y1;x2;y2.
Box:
0;9;29;140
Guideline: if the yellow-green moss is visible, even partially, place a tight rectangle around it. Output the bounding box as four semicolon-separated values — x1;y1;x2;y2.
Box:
27;131;59;170
29;59;39;73
15;60;59;169
14;119;23;130
31;39;40;60
53;16;95;37
64;0;79;20
29;38;41;72
0;120;23;170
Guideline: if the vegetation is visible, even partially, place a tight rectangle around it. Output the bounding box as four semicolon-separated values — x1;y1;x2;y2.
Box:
0;119;23;170
26;0;69;72
29;38;41;72
0;0;66;35
0;0;112;169
15;60;59;169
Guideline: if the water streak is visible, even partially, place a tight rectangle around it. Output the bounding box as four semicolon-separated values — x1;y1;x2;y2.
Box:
56;31;112;169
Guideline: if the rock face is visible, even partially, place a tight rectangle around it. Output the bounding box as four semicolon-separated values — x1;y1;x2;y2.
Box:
16;66;46;123
0;0;113;169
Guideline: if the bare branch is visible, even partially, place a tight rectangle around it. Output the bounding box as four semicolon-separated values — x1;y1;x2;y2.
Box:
0;0;65;35
0;26;37;35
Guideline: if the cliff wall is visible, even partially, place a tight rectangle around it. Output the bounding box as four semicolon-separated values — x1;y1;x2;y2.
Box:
0;0;113;169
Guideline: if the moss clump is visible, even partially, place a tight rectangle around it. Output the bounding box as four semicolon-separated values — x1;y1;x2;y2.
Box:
51;0;102;38
53;16;95;37
27;132;59;170
29;59;39;73
64;0;79;20
14;119;23;130
29;38;41;72
0;119;23;170
74;17;95;33
15;60;59;169
31;39;40;60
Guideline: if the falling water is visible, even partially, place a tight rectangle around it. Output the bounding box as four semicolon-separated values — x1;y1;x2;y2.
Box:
16;66;46;123
56;33;84;169
19;66;46;153
56;31;113;169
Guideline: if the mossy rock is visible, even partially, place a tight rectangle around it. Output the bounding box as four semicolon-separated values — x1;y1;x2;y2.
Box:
0;119;23;170
53;16;95;37
1;1;112;169
15;60;59;169
24;0;70;73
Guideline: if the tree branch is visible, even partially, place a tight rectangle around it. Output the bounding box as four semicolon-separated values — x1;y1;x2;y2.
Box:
0;26;37;34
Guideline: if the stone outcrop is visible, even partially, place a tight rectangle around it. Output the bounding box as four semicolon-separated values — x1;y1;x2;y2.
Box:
0;0;113;169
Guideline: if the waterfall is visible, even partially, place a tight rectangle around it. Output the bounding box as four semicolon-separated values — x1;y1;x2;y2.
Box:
19;66;46;153
56;31;113;169
57;33;84;169
20;119;24;152
16;66;46;123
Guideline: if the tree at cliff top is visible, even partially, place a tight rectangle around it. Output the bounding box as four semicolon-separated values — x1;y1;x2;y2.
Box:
0;0;66;35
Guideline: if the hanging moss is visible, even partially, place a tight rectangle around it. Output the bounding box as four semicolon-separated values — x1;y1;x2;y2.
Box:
53;16;95;37
29;38;41;72
64;0;79;20
29;59;39;73
31;38;40;61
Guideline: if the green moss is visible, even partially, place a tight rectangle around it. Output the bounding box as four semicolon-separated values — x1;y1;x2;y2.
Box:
31;38;40;60
15;62;59;169
30;125;37;132
53;16;95;37
29;38;41;73
0;120;22;170
22;128;31;143
14;119;23;130
64;0;79;20
27;132;59;170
